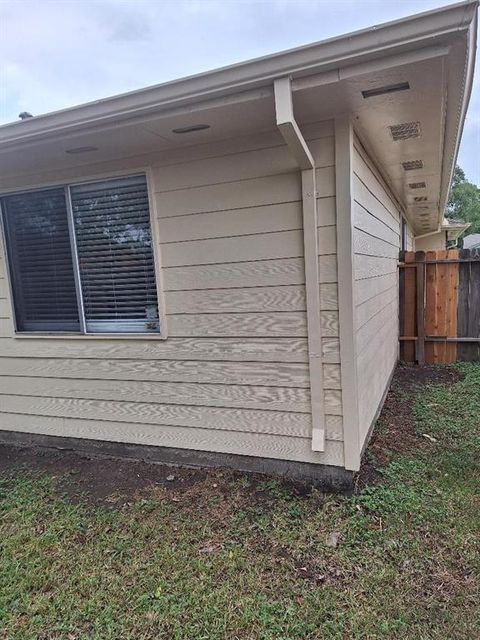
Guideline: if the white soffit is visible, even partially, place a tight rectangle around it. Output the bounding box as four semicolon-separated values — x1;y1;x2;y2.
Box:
280;53;446;233
0;95;277;183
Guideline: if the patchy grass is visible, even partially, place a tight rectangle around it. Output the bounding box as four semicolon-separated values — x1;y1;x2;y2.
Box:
0;364;479;639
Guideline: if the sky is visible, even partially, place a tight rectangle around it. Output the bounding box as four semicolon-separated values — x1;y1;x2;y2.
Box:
0;0;478;184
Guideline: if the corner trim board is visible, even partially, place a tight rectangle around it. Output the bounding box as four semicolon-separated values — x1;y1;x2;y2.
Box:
335;116;360;470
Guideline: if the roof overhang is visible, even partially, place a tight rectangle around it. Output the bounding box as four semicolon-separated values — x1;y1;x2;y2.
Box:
443;219;471;242
0;1;477;234
416;217;471;241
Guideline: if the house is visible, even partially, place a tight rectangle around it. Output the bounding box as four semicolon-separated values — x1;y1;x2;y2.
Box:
0;2;477;486
463;232;480;249
415;218;471;251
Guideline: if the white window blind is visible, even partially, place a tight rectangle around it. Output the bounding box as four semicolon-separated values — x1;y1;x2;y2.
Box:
70;175;159;333
1;174;160;335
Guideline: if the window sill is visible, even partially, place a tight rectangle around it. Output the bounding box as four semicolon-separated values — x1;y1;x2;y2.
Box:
12;332;168;341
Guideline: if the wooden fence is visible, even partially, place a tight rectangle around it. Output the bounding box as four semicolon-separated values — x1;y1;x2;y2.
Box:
399;248;480;364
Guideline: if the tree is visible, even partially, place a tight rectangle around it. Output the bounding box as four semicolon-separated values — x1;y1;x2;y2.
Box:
446;165;480;234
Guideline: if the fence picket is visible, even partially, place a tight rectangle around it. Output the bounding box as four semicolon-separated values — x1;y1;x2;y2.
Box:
457;248;470;361
445;249;458;363
424;250;437;364
415;251;425;365
435;250;448;364
403;252;416;363
467;258;480;361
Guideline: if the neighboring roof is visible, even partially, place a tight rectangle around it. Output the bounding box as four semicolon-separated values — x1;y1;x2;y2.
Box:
445;217;469;225
0;1;477;236
463;232;480;248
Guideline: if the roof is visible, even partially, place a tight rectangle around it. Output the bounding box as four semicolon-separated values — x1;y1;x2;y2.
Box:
0;1;478;235
445;217;469;225
463;232;480;248
442;217;471;241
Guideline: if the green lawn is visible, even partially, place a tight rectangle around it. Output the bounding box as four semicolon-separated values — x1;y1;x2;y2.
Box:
1;364;479;639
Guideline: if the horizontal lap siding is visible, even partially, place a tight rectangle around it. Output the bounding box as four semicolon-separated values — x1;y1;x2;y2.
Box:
352;140;402;447
0;119;344;468
0;413;344;466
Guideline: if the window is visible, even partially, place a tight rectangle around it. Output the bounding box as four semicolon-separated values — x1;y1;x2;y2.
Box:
401;217;408;252
1;175;161;335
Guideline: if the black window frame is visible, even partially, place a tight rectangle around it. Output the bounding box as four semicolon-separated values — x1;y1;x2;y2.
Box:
401;217;408;252
0;173;163;337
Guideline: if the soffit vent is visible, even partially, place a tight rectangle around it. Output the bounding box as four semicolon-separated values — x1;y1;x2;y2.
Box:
414;196;428;202
389;121;421;141
402;160;424;171
172;124;210;134
409;181;427;189
362;82;410;98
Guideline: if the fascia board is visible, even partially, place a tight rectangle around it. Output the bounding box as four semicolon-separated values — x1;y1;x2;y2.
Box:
437;4;478;226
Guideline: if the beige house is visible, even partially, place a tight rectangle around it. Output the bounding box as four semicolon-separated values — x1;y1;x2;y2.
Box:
0;2;477;486
415;217;471;251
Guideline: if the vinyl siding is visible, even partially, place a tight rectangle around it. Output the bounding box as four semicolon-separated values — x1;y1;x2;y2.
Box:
0;119;344;467
352;137;405;448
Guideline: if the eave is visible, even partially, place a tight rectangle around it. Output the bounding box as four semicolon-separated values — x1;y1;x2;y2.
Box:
0;1;476;146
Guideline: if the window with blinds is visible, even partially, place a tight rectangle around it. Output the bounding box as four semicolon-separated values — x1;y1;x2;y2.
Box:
1;174;160;335
1;188;81;332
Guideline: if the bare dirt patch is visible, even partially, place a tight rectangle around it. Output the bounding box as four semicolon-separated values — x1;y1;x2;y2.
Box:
393;364;462;389
0;443;316;509
355;364;463;489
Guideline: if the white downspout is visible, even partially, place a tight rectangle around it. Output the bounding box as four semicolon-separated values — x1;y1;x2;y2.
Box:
274;76;325;452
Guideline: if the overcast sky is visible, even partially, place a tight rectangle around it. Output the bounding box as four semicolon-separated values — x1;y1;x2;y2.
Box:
0;0;478;184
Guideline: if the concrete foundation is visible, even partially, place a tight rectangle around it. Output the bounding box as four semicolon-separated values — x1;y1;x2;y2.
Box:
0;430;354;492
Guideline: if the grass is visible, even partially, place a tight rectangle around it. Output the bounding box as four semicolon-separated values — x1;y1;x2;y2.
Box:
1;364;479;639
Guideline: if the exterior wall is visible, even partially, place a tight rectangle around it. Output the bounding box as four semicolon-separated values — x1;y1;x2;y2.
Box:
0;120;345;468
405;220;415;251
352;136;404;448
415;231;446;251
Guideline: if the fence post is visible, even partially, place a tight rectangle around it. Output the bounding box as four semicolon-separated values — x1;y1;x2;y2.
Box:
399;250;405;361
467;248;480;361
404;252;416;363
458;248;471;361
446;249;459;363
415;251;425;365
424;250;437;364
